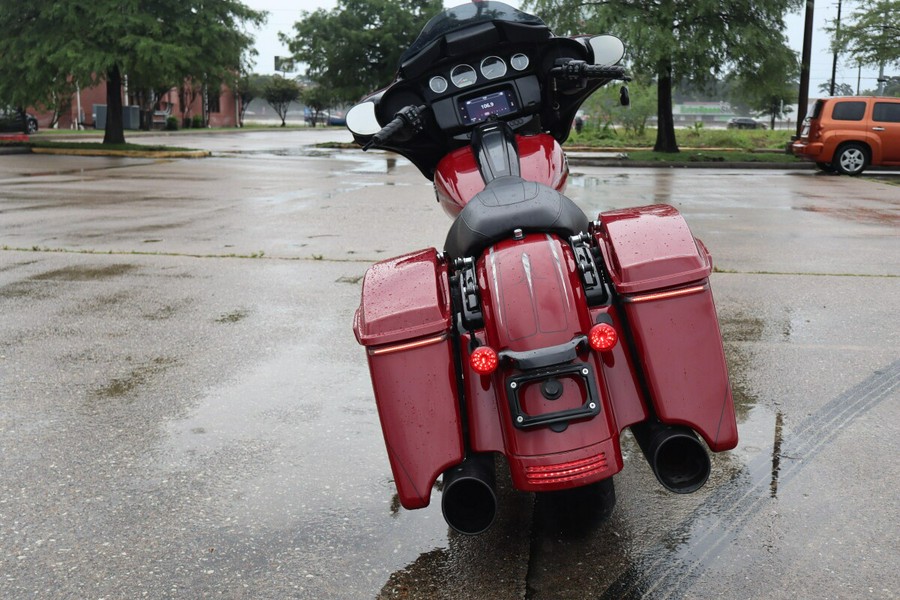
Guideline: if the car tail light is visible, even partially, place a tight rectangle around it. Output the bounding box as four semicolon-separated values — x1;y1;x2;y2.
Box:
470;346;499;375
588;323;617;351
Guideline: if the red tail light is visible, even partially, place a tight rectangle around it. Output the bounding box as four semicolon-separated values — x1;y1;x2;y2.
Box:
588;323;617;351
470;346;499;375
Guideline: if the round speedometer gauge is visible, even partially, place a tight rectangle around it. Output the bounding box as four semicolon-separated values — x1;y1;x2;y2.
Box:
450;64;477;88
429;76;448;94
480;56;507;79
511;53;530;71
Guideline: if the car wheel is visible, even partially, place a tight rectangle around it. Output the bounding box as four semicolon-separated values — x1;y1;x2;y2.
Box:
26;118;38;134
833;143;868;175
815;162;837;173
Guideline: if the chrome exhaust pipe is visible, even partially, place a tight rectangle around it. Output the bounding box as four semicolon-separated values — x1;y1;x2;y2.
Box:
630;420;711;494
441;453;497;535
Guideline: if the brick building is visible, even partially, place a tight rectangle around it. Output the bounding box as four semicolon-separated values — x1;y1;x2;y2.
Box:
32;79;241;131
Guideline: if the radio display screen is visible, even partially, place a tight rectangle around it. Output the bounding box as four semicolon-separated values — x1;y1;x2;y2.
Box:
459;89;518;125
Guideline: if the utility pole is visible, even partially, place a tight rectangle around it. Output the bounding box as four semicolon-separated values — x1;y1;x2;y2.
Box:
876;8;887;95
796;0;815;138
829;0;842;96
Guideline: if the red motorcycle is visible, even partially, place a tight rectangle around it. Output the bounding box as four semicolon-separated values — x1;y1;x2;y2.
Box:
348;1;737;534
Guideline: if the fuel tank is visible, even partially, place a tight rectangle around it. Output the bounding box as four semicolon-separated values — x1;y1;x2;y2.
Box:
434;133;568;217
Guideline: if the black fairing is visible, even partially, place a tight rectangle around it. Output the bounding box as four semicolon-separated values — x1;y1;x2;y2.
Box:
350;1;617;179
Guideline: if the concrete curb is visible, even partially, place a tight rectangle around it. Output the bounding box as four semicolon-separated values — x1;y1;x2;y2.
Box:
567;157;813;169
30;147;211;159
0;146;30;155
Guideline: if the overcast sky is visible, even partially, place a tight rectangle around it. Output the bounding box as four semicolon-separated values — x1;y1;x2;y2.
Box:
242;0;882;95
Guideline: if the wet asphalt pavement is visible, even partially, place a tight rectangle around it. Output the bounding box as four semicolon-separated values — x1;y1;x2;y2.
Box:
1;129;898;599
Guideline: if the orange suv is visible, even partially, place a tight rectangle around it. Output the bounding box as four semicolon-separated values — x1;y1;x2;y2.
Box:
792;96;900;175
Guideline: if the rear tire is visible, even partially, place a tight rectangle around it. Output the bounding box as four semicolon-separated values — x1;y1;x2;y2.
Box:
815;161;836;173
26;118;38;134
833;143;868;175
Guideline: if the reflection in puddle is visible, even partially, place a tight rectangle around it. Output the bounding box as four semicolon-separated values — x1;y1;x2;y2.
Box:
337;153;406;175
230;146;407;176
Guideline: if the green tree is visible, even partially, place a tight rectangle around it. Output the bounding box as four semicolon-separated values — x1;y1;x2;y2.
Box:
726;47;799;129
525;0;801;152
281;0;442;103
828;0;900;72
582;79;657;135
263;76;301;127
300;85;336;127
861;77;900;97
235;73;269;127
818;80;856;96
0;0;265;144
883;77;900;97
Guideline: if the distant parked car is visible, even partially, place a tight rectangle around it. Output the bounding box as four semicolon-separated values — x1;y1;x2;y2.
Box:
792;96;900;175
327;112;346;127
727;117;766;130
0;107;38;134
304;109;346;127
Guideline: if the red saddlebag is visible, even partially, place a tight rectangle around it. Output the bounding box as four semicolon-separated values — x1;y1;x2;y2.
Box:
595;205;738;452
353;248;464;509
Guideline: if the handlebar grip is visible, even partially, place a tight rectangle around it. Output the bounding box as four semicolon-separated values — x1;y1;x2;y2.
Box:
362;116;405;150
582;64;627;79
374;116;406;144
363;105;427;150
551;60;627;81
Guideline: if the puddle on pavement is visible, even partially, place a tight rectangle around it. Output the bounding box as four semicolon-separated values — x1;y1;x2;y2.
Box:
333;153;408;175
230;145;409;176
567;172;632;190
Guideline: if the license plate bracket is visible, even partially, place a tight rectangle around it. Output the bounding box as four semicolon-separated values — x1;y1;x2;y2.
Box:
506;362;601;429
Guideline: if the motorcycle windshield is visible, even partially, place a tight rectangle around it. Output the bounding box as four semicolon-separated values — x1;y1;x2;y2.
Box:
400;1;548;65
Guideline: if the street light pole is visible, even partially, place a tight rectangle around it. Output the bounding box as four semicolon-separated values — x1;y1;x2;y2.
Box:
829;0;842;96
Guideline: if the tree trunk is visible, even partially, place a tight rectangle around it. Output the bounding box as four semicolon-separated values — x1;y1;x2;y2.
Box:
654;60;679;153
103;65;126;145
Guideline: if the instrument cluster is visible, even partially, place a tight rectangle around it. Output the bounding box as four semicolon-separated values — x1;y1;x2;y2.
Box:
428;53;530;95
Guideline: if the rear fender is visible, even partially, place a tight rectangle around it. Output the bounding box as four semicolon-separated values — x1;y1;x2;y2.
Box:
475;234;624;488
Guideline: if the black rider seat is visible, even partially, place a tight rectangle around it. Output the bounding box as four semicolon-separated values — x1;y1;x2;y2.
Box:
443;176;590;259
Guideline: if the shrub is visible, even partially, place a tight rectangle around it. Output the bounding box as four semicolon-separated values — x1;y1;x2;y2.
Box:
192;115;204;128
165;116;178;131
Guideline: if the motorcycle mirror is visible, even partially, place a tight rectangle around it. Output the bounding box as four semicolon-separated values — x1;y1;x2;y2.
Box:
620;86;630;107
589;35;625;66
346;102;381;136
